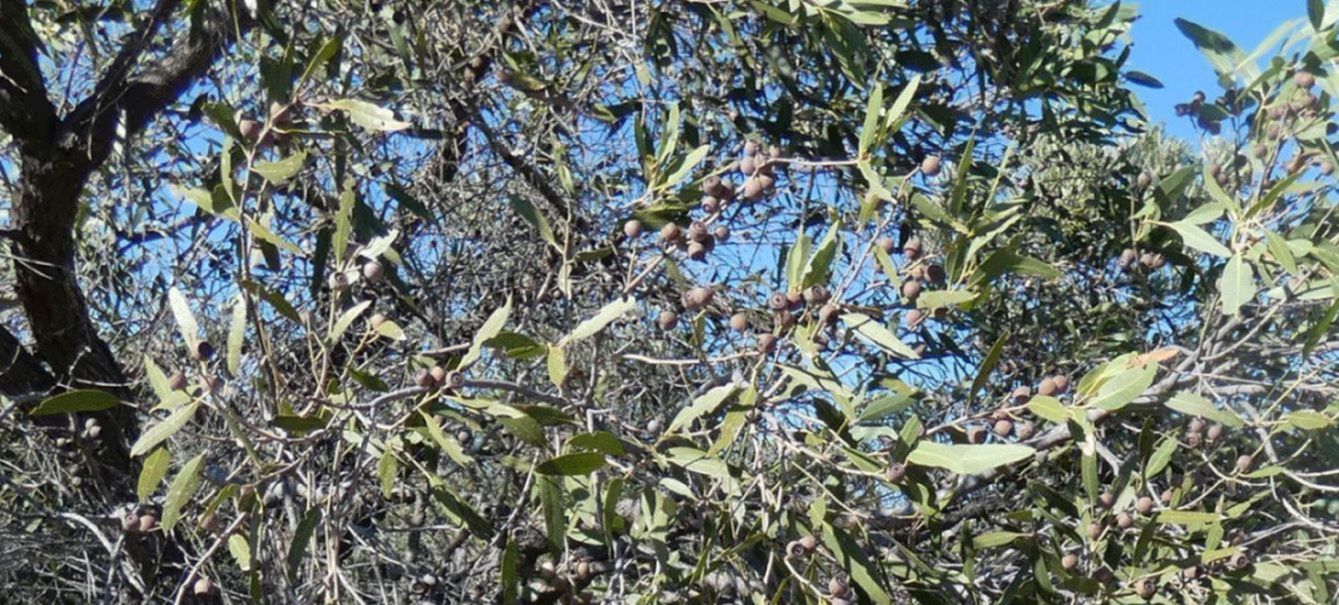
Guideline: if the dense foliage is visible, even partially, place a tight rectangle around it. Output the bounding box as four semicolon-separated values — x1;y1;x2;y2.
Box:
1;1;1337;603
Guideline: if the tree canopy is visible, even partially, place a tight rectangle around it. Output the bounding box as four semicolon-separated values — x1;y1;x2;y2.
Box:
1;1;1337;603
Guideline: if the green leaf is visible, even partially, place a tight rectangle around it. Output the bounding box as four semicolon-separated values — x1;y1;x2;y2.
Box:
501;538;519;604
228;534;251;572
378;447;398;499
536;452;606;476
973;249;1062;283
137;446;171;501
659;145;709;190
460;298;511;369
1285;410;1333;431
1089;363;1156;411
326;98;409;131
842;312;919;358
1219;254;1254;316
419;412;474;466
821;524;894;604
374;320;406;340
1026;396;1070;424
328;300;371;344
1165;391;1244;428
974;531;1027;549
1309;0;1325;30
546;344;567;388
333;183;354;262
252;150;306;183
907;442;1035;475
161;453;205;532
246;217;303;256
1145;437;1178;478
1156;509;1220;526
859;391;915;423
509;197;557;247
29;390;119;415
802;224;842;288
665;447;735;480
299;36;342;88
567;432;625;456
916;289;977;310
667;385;737;434
168;287;200;346
287;509;322;580
131;403;200;457
1174;18;1246;77
785;233;812;289
227;295;246;376
858;82;884;155
1166;221;1232;258
560;297;637;346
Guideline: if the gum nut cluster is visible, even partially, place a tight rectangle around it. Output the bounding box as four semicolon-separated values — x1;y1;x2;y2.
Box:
737;140;780;202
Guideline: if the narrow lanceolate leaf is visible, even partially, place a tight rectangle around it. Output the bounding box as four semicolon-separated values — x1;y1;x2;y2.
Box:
326;98;410;131
131;402;200;456
1285;410;1333;431
560;297;638;346
328;300;372;343
252;150;306;183
1219;254;1254;316
509;197;557;247
842;313;919;358
287;509;323;581
536;452;606;476
29;390;119;415
857;82;884;155
161;453;206;531
667;385;737;434
1165;391;1244;428
1089;363;1156;411
907;442;1035;475
168;287;201;346
137;446;171;501
1145;437;1178;478
1026;396;1070;424
1166;221;1232;258
460;299;512;369
227;296;246;376
420;412;474;466
659;145;709;190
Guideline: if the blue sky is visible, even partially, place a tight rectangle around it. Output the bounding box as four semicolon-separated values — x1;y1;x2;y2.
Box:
1128;1;1309;136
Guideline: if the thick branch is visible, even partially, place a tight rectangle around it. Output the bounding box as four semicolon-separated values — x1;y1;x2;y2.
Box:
0;323;54;399
0;0;58;153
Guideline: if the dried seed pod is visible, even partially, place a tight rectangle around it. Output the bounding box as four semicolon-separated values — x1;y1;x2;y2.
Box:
713;225;730;242
138;513;158;533
688;221;710;243
924;264;946;284
659;222;684;244
415;369;436;388
702;196;720;213
828;576;850;598
803;285;830;305
1206;424;1224;442
1061;553;1079;570
658;310;679;331
122;513;140;533
428;366;447;387
1188;417;1206;434
445;370;465;390
1098;491;1115;509
901;280;923;301
623;220;643;239
885;462;906;483
1011;386;1032;404
739;155;757;176
904;308;924;328
327;271;350;291
786;291;804;310
993;419;1014;438
1135;578;1155;599
1087;521;1104;540
1116;512;1134;530
1228;552;1250;570
744;140;760;156
193;340;216;361
903;238;923;260
1160;489;1174;504
1118;248;1138;269
1137;172;1153;189
1181;565;1200;581
168;371;188;391
920;156;942;177
774;309;796;330
729;312;749;332
683;286;714;310
877;237;896;254
741;178;766;201
818;304;840;325
768;292;789;311
1294;71;1316;89
757;333;778;354
193;577;216;596
1037;377;1058;397
1235;454;1254;474
1135;496;1154;514
1014;421;1035;441
797;534;818;554
1186;432;1202;448
966;426;986;444
370;313;388;329
362;261;384;283
687;241;709;261
1052;375;1070;394
702;176;723;197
